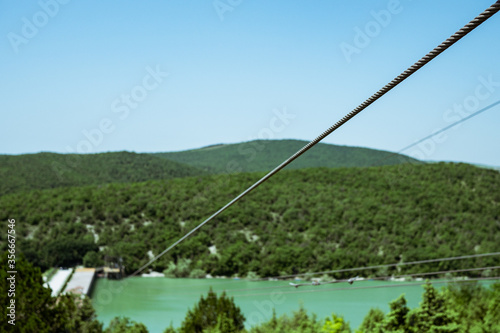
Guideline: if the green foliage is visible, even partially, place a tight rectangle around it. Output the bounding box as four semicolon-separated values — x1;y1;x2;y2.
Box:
355;308;384;333
0;151;205;196
163;258;193;278
406;282;459;333
248;306;329;333
3;253;500;333
164;323;177;333
11;221;98;271
0;140;418;197
0;252;103;332
179;288;245;333
0;252;57;332
189;268;208;279
483;283;500;332
246;271;260;280
84;250;104;267
322;313;351;333
445;281;500;333
2;163;498;278
56;294;104;332
44;234;98;268
202;313;240;333
355;282;500;333
381;295;409;332
105;317;149;333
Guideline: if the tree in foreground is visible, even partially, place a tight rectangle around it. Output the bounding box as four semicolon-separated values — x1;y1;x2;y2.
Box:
406;283;459;333
353;282;497;332
322;313;351;333
381;295;410;332
105;317;149;333
248;306;351;333
445;281;500;333
1;252;57;332
179;288;245;333
0;252;103;332
355;308;384;333
56;293;104;332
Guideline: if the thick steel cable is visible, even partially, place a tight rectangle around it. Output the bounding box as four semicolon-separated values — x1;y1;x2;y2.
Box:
129;1;500;278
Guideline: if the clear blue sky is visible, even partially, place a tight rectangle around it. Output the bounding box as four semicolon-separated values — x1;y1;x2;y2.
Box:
1;0;499;166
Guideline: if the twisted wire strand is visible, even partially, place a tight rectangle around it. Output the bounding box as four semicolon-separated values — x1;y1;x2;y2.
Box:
129;1;500;278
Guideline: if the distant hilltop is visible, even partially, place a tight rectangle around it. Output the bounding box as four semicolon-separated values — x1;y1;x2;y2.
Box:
154;139;422;173
0;139;420;196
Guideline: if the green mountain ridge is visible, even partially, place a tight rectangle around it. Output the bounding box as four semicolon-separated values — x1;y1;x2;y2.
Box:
0;151;205;196
0;140;420;196
154;139;422;173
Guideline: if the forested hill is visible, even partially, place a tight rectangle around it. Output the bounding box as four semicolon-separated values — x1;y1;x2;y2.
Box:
2;162;498;277
0;151;205;196
153;139;422;173
1;140;419;196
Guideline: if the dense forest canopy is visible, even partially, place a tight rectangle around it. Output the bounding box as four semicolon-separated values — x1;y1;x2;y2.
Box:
1;162;498;278
0;151;205;196
2;141;499;332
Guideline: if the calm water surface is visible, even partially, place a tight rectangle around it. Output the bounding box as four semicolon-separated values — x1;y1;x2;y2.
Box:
91;277;460;332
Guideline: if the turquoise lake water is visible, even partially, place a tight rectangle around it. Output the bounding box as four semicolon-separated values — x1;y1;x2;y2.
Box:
90;277;461;332
91;277;496;333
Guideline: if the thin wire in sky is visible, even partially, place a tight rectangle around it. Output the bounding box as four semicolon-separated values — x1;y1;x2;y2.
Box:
397;100;500;155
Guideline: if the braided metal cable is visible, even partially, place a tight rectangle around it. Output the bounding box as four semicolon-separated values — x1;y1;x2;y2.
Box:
129;1;500;278
270;0;500;175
